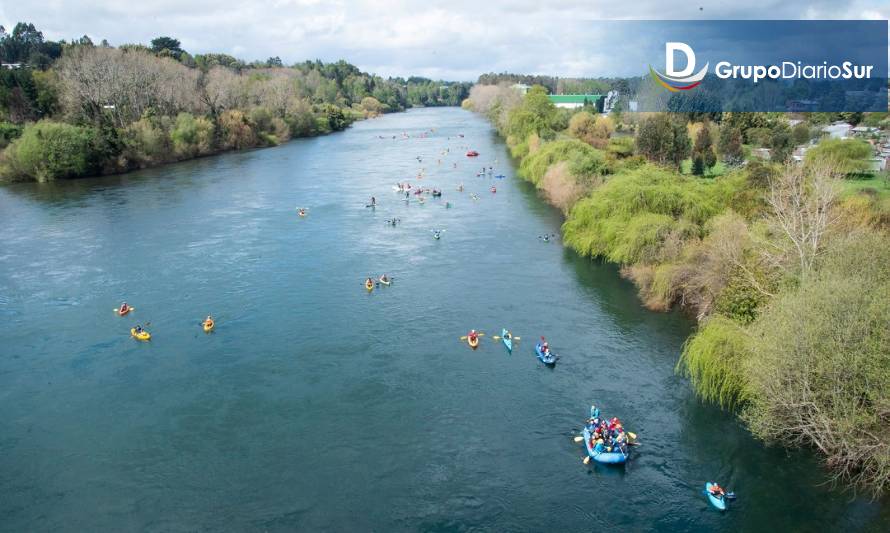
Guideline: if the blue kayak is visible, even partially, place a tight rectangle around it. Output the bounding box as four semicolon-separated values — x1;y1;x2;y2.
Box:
582;427;628;464
535;343;556;365
501;329;513;352
705;482;727;511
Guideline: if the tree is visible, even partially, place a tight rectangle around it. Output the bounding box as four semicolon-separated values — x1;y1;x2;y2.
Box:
763;161;841;278
568;111;613;149
636;113;690;169
691;122;717;175
150;36;183;59
266;56;283;68
3;120;99;181
791;122;810;145
718;125;743;166
769;123;793;164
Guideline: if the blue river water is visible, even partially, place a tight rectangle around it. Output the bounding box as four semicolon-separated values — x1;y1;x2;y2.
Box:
1;108;887;531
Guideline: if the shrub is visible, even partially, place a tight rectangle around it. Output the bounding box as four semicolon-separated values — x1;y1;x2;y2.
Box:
3;120;98;181
678;316;752;410
170;112;214;157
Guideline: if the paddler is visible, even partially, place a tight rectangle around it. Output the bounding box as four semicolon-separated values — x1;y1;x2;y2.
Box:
119;302;129;314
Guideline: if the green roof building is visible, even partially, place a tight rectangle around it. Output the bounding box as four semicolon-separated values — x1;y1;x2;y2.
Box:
547;94;604;109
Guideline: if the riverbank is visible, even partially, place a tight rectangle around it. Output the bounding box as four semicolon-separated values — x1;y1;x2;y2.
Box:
463;85;890;495
0;27;471;183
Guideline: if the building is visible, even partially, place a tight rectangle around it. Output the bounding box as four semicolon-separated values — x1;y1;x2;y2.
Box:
0;62;23;69
511;83;531;94
821;122;853;139
547;94;604;110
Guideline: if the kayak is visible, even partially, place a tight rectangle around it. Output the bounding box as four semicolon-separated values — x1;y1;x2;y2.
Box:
705;483;727;511
466;150;479;157
378;277;391;286
501;328;513;352
117;306;133;316
365;280;374;291
203;320;214;333
495;174;506;179
468;335;479;349
535;342;557;365
582;427;628;464
130;328;151;341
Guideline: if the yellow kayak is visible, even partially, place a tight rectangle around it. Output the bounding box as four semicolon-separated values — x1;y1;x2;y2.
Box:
203;320;214;332
365;280;374;291
131;328;151;341
468;335;479;349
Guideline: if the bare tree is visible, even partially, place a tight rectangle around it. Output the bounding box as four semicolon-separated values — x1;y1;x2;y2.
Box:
763;160;842;279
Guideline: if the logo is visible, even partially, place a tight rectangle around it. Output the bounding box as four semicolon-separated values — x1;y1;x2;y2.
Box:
649;42;708;91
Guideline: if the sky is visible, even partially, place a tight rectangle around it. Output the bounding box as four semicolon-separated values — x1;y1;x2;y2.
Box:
1;1;888;80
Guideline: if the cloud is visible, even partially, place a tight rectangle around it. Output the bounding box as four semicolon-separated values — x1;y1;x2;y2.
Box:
2;1;887;80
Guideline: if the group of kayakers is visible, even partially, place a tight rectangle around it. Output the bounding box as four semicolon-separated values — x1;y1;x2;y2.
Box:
585;406;630;456
117;301;214;340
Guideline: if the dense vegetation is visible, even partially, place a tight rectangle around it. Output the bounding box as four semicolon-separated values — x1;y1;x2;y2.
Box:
465;82;890;494
0;22;471;181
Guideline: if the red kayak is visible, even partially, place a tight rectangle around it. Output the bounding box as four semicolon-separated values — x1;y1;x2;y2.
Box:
466;150;479;157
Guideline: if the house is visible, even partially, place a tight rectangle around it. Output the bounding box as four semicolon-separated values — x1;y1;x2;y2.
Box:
0;62;23;69
511;83;531;94
821;122;853;139
547;94;604;110
852;126;879;137
752;148;772;160
867;157;886;172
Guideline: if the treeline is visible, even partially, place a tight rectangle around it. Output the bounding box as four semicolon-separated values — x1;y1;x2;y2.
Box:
476;72;643;99
464;84;890;494
0;22;471;181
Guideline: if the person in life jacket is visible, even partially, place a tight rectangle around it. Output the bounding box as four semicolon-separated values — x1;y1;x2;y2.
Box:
709;484;726;498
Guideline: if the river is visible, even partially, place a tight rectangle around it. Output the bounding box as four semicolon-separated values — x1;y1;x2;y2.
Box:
1;108;887;531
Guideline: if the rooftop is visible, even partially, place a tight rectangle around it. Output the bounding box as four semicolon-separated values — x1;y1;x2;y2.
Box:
547;94;604;104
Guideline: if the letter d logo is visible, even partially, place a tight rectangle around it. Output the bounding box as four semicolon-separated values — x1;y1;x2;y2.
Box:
649;42;709;92
666;42;696;77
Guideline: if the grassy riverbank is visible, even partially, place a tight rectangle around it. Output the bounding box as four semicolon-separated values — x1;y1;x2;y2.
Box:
464;83;890;494
0;23;470;182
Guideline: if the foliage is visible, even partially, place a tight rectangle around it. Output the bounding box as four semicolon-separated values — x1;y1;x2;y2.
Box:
717;125;743;166
170;112;213;157
635;113;690;169
769;122;793;164
568;111;613;148
805;138;874;175
678;316;752;409
743;231;890;494
517;138;607;187
3;120;98;181
691;122;717;175
506;86;559;141
562;165;724;264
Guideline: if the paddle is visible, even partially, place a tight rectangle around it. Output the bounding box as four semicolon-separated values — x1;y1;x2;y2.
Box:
573;436;584;443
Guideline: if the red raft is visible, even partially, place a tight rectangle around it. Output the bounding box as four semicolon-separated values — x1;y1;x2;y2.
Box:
466;150;479;157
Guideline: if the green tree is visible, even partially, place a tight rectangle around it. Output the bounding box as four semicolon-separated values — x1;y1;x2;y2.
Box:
636;114;690;169
691;123;717;175
3;120;98;181
717;125;743;166
791;122;810;145
506;85;558;141
769;123;793;164
150;36;183;59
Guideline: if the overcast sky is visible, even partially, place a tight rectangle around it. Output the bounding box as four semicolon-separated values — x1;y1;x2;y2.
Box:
2;1;887;80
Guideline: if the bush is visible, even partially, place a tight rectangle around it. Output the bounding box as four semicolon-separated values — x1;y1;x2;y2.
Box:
678;316;752;409
562;165;726;264
518;139;607;187
120;116;172;167
218;109;257;150
0;121;23;149
805;138;873;175
3;120;98;181
743;231;890;494
170;112;214;157
568;111;613;148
